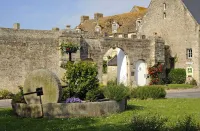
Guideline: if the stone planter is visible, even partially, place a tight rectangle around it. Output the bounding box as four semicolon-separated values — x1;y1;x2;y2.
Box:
12;99;127;118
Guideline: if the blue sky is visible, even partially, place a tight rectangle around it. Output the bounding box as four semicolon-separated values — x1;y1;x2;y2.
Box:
0;0;151;30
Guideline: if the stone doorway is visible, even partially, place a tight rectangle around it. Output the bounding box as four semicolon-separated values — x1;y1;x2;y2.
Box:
135;60;147;86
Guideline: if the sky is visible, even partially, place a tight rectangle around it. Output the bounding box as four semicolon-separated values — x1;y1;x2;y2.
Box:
0;0;151;30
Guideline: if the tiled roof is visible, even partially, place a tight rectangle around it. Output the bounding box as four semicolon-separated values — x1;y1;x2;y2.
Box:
77;6;147;36
182;0;200;24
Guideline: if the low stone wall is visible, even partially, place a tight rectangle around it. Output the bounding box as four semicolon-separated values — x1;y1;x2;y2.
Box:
12;100;126;118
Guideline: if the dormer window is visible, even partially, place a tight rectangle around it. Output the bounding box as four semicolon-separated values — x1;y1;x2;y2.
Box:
136;18;142;30
95;24;101;33
112;21;119;33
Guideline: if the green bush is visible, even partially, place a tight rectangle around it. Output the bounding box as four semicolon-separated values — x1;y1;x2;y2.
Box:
86;88;104;102
11;86;25;104
0;89;14;99
63;61;99;100
134;86;166;100
61;88;70;101
169;68;186;84
171;116;199;131
130;113;167;131
189;78;197;86
103;81;129;102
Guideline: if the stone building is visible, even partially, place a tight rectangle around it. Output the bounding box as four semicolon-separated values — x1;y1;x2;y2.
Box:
138;0;200;84
0;5;166;92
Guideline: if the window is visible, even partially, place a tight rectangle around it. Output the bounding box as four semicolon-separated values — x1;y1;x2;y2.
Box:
163;3;166;10
112;21;119;33
163;12;166;19
136;19;142;30
186;48;192;58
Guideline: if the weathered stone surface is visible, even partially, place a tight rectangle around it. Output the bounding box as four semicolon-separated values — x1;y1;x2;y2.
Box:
13;103;42;118
138;0;200;84
0;28;60;93
24;69;62;104
12;99;126;118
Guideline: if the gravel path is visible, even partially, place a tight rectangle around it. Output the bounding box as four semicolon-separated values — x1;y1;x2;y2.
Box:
0;99;12;108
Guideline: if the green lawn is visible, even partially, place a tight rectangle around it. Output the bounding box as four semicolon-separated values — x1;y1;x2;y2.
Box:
1;99;200;131
158;84;195;90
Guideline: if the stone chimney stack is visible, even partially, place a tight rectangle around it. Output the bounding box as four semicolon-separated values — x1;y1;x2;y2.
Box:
81;16;89;23
52;27;60;31
13;23;20;30
94;13;103;20
66;25;71;30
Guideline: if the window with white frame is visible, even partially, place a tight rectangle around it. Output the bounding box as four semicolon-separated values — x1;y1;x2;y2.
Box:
186;48;192;58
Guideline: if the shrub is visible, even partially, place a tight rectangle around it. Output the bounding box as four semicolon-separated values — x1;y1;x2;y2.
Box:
148;64;163;85
63;61;99;100
0;89;14;99
189;78;197;86
61;87;70;101
134;86;166;100
86;88;104;102
103;81;129;102
171;116;199;131
11;86;25;104
130;113;167;131
169;68;186;84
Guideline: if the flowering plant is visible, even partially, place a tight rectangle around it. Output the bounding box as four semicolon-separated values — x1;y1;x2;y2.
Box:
148;64;163;85
66;97;82;103
60;42;80;55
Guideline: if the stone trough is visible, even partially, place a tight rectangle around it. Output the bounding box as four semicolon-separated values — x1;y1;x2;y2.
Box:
12;69;126;118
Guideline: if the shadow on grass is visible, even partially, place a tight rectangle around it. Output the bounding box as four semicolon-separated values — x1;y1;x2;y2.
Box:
126;105;145;111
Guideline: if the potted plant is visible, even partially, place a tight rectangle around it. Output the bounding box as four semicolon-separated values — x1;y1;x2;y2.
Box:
60;42;80;54
60;42;80;61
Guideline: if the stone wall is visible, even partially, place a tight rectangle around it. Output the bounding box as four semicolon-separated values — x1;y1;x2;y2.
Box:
139;0;200;83
83;37;165;86
0;28;60;92
13;100;126;118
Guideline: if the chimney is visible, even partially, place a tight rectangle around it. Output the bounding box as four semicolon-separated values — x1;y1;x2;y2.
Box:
66;25;71;30
94;13;103;20
52;27;60;31
81;16;89;23
13;23;20;30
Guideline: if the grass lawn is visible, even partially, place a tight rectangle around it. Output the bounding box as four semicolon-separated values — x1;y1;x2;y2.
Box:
157;84;195;90
1;98;200;131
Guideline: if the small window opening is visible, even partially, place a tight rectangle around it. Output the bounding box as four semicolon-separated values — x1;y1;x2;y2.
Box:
163;12;166;19
163;3;166;10
186;48;192;59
